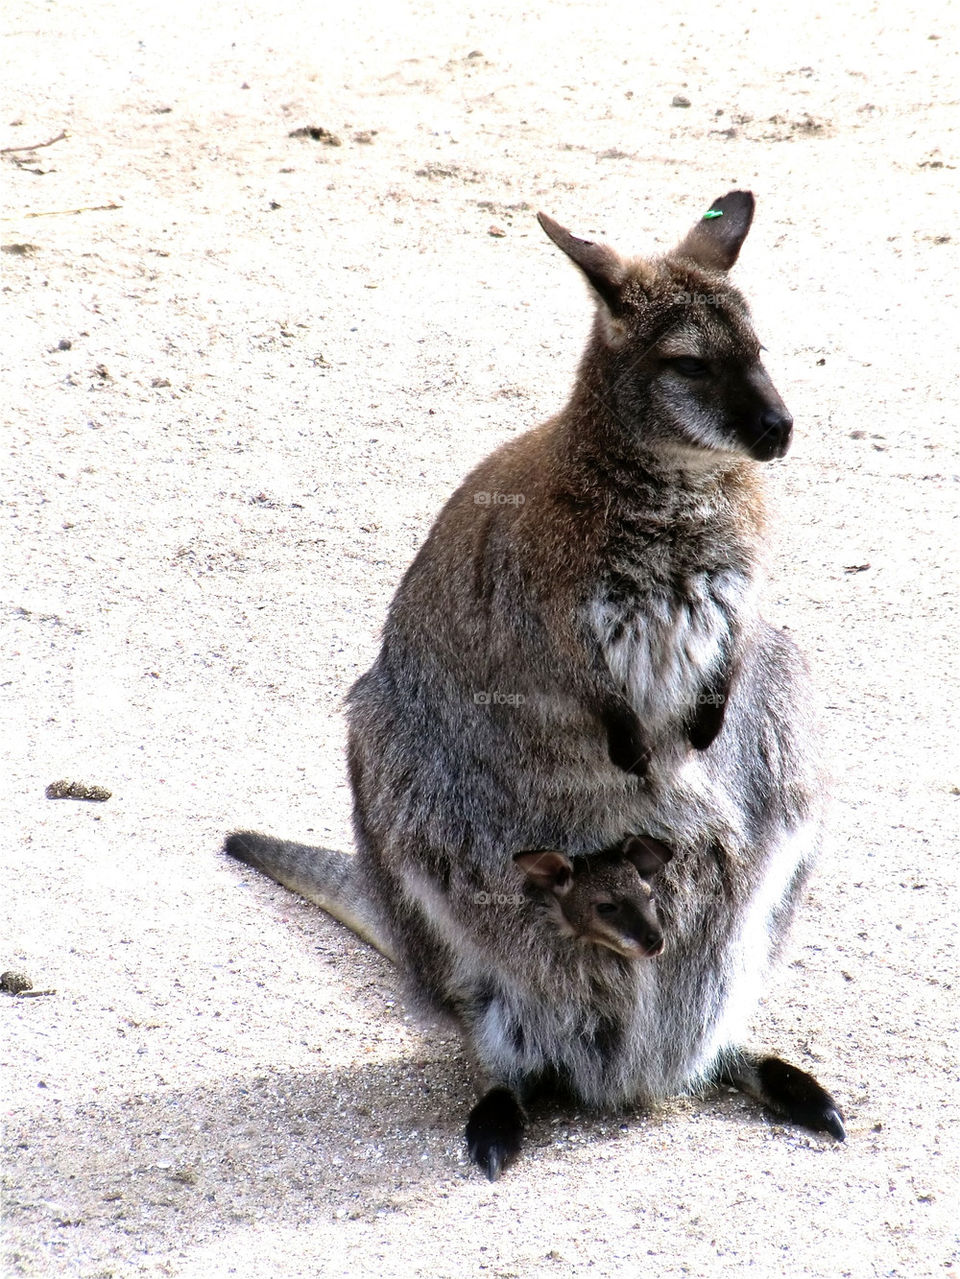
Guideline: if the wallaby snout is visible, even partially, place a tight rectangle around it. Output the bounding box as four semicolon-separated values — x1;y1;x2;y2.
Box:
599;902;664;959
633;925;664;958
753;408;793;460
733;365;794;460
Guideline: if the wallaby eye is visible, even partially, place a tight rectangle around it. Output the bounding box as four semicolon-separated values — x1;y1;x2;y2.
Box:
666;356;710;378
594;902;619;917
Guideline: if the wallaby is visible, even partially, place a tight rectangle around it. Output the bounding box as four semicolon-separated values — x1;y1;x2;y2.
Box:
226;190;845;1181
514;834;673;959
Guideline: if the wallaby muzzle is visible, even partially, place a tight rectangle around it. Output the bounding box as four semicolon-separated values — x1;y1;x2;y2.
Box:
732;365;794;460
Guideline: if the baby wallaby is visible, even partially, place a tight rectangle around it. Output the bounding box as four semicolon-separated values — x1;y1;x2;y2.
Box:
514;835;673;959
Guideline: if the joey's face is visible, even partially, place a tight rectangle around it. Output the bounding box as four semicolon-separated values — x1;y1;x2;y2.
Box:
582;889;665;959
515;846;670;959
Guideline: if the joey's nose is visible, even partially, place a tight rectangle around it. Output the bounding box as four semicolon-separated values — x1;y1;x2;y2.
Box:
634;929;664;957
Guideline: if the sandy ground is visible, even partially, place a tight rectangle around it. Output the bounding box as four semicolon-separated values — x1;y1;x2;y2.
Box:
2;1;959;1275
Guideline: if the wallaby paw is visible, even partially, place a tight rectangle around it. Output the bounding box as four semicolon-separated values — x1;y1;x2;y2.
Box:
465;1087;526;1181
757;1056;846;1141
605;720;651;778
597;694;651;779
685;702;725;751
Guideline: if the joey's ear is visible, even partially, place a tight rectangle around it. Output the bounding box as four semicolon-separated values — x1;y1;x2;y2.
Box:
513;849;574;895
622;835;674;879
537;212;627;315
672;190;755;273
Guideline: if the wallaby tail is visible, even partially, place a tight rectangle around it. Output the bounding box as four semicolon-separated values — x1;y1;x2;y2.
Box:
223;831;397;964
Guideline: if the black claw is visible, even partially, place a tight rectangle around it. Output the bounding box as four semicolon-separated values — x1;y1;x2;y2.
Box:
607;739;650;777
822;1108;847;1143
484;1148;505;1183
465;1087;526;1181
684;660;734;751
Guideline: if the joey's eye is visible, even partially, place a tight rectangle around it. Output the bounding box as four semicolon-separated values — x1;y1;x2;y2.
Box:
667;356;710;378
594;902;618;917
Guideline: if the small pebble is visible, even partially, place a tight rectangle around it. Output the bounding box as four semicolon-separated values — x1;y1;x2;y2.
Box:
1;971;33;995
289;126;342;146
672;95;691;108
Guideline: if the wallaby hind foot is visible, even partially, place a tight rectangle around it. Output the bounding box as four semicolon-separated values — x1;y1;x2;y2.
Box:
718;1050;846;1141
466;1086;529;1182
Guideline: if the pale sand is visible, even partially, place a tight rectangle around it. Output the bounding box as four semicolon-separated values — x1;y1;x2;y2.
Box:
2;2;958;1275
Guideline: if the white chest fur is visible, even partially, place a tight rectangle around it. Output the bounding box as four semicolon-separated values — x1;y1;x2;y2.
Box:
588;566;755;729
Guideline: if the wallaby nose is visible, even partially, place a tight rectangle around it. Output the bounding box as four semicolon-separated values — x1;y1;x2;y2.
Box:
643;931;664;957
756;408;793;459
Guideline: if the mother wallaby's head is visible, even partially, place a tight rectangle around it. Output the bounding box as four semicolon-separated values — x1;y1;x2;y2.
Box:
538;192;793;465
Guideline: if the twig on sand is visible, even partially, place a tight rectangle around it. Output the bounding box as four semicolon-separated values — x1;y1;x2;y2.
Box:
1;202;122;220
0;129;68;154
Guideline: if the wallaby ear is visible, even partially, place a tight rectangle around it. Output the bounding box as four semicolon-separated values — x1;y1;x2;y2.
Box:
622;835;674;880
514;849;574;895
537;212;627;315
672;190;755;273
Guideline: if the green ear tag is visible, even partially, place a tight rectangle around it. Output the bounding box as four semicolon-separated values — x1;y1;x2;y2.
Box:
703;209;723;220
